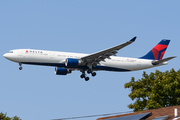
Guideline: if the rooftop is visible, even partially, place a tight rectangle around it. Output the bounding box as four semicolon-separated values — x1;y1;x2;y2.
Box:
97;105;180;120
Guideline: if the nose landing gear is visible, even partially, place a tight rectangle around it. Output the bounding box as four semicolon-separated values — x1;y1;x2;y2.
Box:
19;63;22;70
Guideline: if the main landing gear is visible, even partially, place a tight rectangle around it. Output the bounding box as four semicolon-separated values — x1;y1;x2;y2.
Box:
19;63;23;70
87;69;96;77
80;70;97;81
80;72;89;81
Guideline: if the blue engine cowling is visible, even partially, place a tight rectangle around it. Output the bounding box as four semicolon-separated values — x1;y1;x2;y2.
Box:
55;67;71;75
65;58;80;67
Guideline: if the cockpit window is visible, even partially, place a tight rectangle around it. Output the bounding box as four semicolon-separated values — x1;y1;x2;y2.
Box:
8;51;13;53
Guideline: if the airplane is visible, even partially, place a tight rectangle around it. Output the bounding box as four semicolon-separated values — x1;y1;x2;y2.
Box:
3;37;176;81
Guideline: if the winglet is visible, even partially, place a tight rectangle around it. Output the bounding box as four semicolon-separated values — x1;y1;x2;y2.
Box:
130;36;137;42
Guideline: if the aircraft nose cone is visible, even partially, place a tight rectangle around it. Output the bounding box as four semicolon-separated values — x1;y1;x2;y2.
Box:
3;53;11;60
3;53;8;58
3;52;17;62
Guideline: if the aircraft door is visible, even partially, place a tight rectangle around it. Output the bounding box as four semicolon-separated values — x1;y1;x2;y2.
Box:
18;50;25;58
18;51;23;57
137;60;141;66
50;53;55;59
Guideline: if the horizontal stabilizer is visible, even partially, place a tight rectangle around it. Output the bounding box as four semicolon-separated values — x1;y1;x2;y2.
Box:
152;56;176;65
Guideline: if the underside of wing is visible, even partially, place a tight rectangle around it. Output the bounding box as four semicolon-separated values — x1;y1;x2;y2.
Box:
81;37;137;66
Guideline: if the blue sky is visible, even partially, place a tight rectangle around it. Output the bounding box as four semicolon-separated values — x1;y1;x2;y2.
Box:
1;1;180;120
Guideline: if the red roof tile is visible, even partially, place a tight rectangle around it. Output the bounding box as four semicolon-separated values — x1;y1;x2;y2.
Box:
97;105;180;120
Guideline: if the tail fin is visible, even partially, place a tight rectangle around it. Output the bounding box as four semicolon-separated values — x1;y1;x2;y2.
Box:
140;39;170;60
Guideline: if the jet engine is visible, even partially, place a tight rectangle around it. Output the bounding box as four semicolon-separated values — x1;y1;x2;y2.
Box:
55;67;71;75
65;58;83;67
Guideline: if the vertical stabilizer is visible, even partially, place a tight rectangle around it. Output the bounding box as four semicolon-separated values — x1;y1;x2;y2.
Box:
140;40;170;60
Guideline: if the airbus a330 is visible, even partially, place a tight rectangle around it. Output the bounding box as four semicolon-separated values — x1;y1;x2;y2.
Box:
3;37;176;81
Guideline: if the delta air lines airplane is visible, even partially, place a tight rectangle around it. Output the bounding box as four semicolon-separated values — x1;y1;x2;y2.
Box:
3;37;176;81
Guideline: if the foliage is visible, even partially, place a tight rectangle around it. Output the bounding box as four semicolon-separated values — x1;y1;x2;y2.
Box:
0;112;21;120
124;68;180;112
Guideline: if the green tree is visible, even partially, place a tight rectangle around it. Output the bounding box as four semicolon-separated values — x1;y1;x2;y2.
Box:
124;68;180;112
12;116;21;120
0;112;21;120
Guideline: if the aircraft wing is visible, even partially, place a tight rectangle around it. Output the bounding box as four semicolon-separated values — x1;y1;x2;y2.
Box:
81;37;137;66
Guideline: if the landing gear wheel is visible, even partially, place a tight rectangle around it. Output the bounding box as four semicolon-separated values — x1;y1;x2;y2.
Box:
19;63;22;70
80;70;90;81
85;77;89;81
19;67;22;70
91;72;96;77
87;69;92;74
80;74;85;78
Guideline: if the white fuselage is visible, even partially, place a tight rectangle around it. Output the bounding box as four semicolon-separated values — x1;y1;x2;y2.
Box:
3;49;167;72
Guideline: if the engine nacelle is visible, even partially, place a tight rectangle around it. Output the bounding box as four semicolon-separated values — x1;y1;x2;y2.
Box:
65;58;82;67
55;67;71;75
